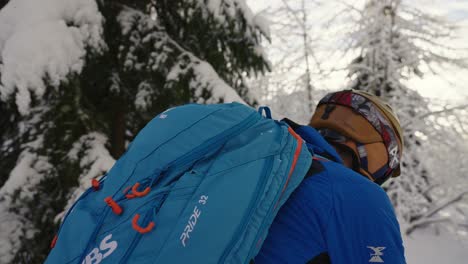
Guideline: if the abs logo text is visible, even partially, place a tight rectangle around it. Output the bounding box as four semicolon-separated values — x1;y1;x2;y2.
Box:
82;234;118;264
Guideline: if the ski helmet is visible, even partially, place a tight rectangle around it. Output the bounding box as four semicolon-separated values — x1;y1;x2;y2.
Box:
309;90;404;185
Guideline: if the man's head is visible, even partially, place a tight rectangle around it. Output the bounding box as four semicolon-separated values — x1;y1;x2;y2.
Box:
309;90;403;185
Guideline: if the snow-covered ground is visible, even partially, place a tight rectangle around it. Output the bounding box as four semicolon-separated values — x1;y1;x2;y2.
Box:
404;230;468;264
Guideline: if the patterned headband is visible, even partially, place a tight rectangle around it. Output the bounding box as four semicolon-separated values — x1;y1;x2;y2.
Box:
318;91;401;171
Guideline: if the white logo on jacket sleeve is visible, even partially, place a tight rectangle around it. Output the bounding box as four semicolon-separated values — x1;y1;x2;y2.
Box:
367;246;386;263
82;234;118;264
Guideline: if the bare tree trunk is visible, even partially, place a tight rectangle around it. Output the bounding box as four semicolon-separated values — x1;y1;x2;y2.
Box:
0;0;8;10
279;0;316;110
301;0;313;111
382;1;399;97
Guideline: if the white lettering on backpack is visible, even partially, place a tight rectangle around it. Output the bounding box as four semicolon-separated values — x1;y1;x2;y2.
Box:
180;195;208;247
82;234;118;264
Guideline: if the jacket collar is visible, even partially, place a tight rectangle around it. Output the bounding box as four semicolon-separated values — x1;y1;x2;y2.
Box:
283;118;343;164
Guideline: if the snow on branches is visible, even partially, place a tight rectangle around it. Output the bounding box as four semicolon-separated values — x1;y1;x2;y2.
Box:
0;1;270;262
344;0;468;234
166;52;245;104
58;133;115;221
116;5;247;107
347;0;466;96
0;108;53;263
0;0;104;115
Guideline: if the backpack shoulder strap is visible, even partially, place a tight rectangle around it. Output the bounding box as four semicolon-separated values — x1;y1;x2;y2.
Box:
305;154;329;179
312;154;331;162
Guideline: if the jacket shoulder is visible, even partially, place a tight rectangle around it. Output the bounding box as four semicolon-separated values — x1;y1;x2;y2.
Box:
319;162;406;264
321;161;394;211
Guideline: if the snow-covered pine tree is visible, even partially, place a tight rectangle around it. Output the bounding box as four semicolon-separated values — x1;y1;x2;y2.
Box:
345;0;468;234
0;0;269;263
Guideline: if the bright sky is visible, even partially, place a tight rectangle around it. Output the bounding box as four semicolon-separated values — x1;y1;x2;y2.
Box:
247;0;468;104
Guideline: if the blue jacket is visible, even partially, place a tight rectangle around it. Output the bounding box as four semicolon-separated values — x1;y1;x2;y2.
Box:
255;123;406;264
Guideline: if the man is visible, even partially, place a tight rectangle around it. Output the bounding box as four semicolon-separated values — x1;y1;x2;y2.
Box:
255;90;407;263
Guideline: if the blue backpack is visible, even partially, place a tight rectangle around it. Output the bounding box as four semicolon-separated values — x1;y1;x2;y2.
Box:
45;102;312;264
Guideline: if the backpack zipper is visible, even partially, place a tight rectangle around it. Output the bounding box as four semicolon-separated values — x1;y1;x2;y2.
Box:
116;111;260;200
118;191;168;263
77;208;111;263
245;127;304;262
157;112;260;187
53;175;108;248
274;126;304;209
219;155;275;263
113;108;260;199
78;111;260;264
117;113;260;262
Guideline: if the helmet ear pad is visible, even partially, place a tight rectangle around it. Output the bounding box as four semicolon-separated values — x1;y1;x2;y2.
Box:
310;104;391;182
330;140;388;182
329;142;361;172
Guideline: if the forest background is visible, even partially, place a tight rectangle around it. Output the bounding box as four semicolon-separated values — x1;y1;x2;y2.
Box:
0;0;467;263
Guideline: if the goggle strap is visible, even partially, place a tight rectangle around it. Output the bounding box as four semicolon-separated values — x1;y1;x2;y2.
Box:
373;164;392;185
357;143;369;171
